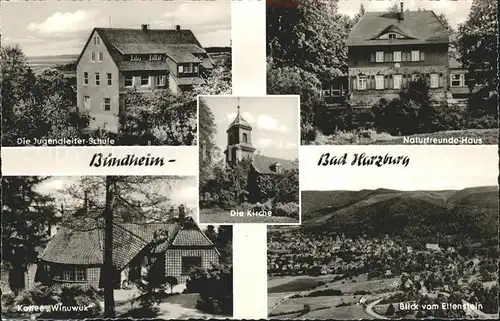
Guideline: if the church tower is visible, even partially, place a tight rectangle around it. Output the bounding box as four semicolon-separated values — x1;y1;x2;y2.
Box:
224;99;256;165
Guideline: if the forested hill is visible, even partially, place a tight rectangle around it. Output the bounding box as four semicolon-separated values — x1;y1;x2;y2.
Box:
301;186;499;242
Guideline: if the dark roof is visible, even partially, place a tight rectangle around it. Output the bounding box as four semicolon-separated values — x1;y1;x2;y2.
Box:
165;48;200;63
347;11;449;47
252;155;298;174
228;107;252;130
76;27;204;68
118;61;170;71
40;220;215;269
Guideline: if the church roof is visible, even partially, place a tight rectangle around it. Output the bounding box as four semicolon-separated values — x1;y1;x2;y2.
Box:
228;105;252;130
252;155;298;174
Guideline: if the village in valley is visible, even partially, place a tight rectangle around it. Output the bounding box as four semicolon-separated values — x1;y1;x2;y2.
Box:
1;176;233;319
267;187;499;319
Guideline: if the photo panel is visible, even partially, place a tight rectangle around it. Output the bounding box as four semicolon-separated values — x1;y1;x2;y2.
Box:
1;175;233;319
198;95;301;224
1;0;231;147
268;145;499;319
266;0;498;145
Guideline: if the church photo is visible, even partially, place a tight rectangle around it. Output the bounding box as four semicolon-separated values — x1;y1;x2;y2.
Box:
198;95;300;224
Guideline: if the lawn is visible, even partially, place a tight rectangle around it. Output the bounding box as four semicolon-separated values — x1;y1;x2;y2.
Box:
199;208;299;224
268;276;333;293
311;128;498;145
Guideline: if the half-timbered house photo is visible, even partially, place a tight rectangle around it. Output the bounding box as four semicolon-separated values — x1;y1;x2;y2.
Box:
1;176;233;319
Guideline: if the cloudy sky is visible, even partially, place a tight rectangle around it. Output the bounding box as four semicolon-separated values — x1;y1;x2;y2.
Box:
35;176;198;212
1;1;231;56
338;0;472;28
202;96;300;162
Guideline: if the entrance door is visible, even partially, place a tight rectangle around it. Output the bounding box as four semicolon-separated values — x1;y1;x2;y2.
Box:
149;254;166;287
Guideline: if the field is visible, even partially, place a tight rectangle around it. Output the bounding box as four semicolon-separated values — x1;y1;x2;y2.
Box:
268;273;400;319
199;208;299;224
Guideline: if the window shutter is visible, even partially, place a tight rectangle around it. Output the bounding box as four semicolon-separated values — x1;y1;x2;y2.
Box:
370;53;375;62
352;76;357;90
384;75;389;89
389;75;394;88
420;51;425;61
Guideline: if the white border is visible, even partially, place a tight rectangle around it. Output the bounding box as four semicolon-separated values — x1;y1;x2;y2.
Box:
196;94;302;226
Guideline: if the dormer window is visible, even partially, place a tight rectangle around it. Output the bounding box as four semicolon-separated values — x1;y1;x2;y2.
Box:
149;54;162;61
130;55;142;61
388;33;397;39
271;162;282;173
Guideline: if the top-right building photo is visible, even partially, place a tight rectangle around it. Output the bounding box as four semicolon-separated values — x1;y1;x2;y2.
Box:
267;0;498;145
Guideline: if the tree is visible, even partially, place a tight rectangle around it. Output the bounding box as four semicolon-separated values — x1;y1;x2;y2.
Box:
267;0;349;79
1;177;59;292
103;176;115;318
198;98;218;191
119;89;196;145
193;54;231;96
455;0;498;89
352;3;366;25
204;225;218;244
387;3;401;13
215;226;233;265
386;303;396;316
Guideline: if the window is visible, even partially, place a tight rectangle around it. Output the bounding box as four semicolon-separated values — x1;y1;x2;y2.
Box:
357;75;367;90
156;75;166;87
178;65;184;73
107;73;112;85
243;133;248;143
125;76;133;87
63;269;72;281
393;51;402;62
91;52;96;62
451;74;464;87
194;65;198;73
181;256;202;274
93;36;100;46
98;52;103;62
75;268;86;281
149;54;162;61
402;51;411;62
375;51;384;63
186;64;193;73
388;33;397;39
430;73;439;88
393;74;402;89
323;89;331;97
411;50;420;61
84;96;91;110
375;75;384;90
84;72;89;85
140;76;149;86
103;98;111;111
130;55;142;61
95;72;100;85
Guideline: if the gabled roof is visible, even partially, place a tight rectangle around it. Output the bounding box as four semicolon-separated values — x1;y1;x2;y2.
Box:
228;106;252;130
252;155;298;174
40;219;216;269
117;61;170;71
347;11;449;47
75;27;205;67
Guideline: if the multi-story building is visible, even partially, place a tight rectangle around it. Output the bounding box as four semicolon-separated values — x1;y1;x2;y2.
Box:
76;24;214;133
345;3;450;108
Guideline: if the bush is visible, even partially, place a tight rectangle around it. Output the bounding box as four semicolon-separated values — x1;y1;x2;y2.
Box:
186;263;233;315
431;101;466;131
252;200;273;213
306;288;342;297
354;290;371;295
273;202;299;218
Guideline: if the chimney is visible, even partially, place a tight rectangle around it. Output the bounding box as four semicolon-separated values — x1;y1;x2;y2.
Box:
178;204;185;219
175;25;180;31
399;2;404;20
141;24;149;31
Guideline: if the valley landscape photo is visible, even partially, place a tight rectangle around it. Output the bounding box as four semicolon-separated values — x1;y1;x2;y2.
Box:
268;186;499;319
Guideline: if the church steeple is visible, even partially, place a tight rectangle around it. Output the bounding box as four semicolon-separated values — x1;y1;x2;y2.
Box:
224;98;256;165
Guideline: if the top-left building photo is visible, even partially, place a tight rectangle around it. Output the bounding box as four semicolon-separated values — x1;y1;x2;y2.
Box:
1;1;231;147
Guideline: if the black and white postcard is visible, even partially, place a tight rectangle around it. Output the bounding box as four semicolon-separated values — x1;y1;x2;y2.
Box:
1;176;233;319
267;0;498;145
1;1;231;147
198;95;300;224
268;145;498;319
